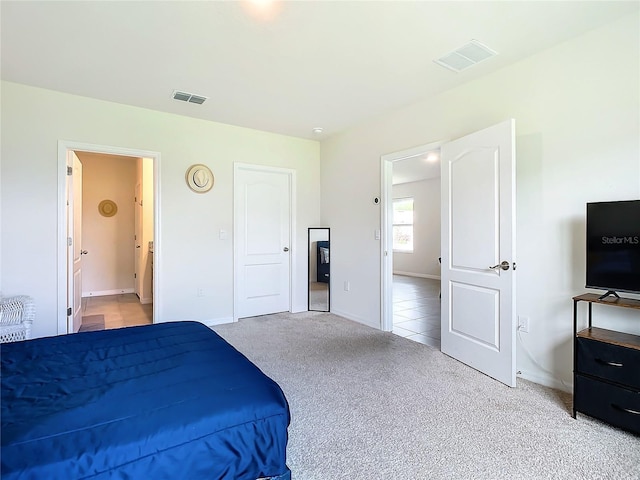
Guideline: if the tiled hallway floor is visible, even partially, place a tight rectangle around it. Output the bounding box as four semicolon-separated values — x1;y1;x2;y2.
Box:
393;275;441;348
82;294;152;330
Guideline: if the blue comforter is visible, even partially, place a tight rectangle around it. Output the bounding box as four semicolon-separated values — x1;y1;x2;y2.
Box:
1;321;291;480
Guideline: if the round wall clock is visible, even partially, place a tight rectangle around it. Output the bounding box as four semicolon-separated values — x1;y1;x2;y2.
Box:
186;164;214;193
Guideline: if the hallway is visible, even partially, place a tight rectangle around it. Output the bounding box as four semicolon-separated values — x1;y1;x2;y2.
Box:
81;294;152;331
392;275;441;348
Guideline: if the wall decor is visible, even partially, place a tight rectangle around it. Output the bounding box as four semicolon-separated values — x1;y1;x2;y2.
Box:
186;164;214;193
98;199;118;217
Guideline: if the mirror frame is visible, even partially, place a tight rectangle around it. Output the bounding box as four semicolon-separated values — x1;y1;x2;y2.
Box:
308;227;330;312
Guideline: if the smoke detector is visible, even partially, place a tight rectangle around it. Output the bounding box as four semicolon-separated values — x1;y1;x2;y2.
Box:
434;40;498;73
172;90;208;105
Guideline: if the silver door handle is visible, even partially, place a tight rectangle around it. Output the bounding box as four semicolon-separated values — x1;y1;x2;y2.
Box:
489;261;510;271
283;247;289;252
81;250;88;255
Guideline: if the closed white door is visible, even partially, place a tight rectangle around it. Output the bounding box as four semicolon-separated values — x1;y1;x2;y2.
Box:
67;151;84;333
441;119;516;387
234;164;292;319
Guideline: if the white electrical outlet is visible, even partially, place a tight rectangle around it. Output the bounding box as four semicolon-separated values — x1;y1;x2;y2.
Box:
518;316;530;333
197;288;204;297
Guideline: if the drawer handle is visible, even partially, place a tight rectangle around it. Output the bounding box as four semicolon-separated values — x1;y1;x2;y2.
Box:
596;358;623;368
612;404;640;416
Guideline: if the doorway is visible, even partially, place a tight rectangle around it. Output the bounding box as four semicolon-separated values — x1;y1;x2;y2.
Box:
381;120;517;387
380;142;443;344
57;141;161;334
75;152;153;331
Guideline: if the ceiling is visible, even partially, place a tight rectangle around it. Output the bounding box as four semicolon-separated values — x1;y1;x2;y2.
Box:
1;1;637;141
392;150;441;185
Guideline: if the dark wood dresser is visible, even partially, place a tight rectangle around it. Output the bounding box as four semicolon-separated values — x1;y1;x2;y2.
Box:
573;294;640;435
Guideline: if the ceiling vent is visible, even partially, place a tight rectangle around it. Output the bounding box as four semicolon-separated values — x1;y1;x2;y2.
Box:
434;40;498;73
172;90;208;105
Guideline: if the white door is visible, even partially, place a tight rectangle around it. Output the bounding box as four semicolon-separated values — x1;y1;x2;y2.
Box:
67;151;84;333
441;119;516;387
134;182;143;298
234;164;292;319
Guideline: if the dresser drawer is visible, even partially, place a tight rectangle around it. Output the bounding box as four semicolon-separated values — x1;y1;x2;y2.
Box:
576;337;640;390
574;375;640;434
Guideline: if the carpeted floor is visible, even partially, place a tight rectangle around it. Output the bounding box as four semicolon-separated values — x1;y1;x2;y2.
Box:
213;311;640;480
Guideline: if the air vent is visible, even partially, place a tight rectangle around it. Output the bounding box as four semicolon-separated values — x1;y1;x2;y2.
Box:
172;90;208;105
434;40;498;73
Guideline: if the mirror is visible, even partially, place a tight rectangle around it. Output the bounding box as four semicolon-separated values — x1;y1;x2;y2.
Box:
308;227;330;312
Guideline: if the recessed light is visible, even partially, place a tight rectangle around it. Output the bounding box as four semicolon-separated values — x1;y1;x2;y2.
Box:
426;152;439;163
312;127;323;134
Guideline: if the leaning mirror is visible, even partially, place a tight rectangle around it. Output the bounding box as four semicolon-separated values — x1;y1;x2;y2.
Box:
308;227;330;312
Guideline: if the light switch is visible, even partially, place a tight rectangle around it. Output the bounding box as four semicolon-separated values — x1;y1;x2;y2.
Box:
219;229;228;240
375;229;381;240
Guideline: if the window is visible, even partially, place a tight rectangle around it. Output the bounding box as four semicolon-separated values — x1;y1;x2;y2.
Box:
393;197;414;252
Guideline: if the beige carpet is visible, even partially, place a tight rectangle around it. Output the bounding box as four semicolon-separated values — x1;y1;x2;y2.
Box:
213;311;640;480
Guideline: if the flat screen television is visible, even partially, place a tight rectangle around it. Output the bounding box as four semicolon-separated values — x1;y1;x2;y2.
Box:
586;199;640;299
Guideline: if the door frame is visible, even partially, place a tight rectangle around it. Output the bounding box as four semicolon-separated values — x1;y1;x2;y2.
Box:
233;163;297;321
57;140;161;334
380;141;444;332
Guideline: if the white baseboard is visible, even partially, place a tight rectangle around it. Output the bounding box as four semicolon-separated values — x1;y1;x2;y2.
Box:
330;308;379;330
202;316;235;327
292;303;308;314
82;288;135;298
155;317;235;328
517;368;573;394
393;271;441;280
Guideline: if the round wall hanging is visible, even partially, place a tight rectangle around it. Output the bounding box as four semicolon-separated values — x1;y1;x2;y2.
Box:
186;164;214;193
98;200;118;217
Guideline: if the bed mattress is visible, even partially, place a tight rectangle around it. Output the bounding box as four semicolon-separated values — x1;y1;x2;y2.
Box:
1;321;290;480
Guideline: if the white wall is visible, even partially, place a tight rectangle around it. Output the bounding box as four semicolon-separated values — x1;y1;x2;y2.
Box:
1;83;320;338
393;179;441;278
78;153;136;296
321;13;640;390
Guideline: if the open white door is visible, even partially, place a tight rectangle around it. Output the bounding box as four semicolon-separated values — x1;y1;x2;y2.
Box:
67;151;84;333
441;119;516;387
234;164;293;319
134;182;143;298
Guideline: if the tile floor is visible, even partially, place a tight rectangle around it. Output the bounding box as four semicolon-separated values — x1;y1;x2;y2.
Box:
81;294;152;330
392;275;441;348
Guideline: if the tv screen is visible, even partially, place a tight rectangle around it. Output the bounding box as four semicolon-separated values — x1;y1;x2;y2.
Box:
586;200;640;296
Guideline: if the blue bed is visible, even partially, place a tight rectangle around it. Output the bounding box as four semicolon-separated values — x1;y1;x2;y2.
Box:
1;321;291;480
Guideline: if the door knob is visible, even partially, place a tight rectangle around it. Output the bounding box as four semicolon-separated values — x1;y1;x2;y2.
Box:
489;261;510;271
81;250;88;255
136;245;141;248
283;247;289;252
